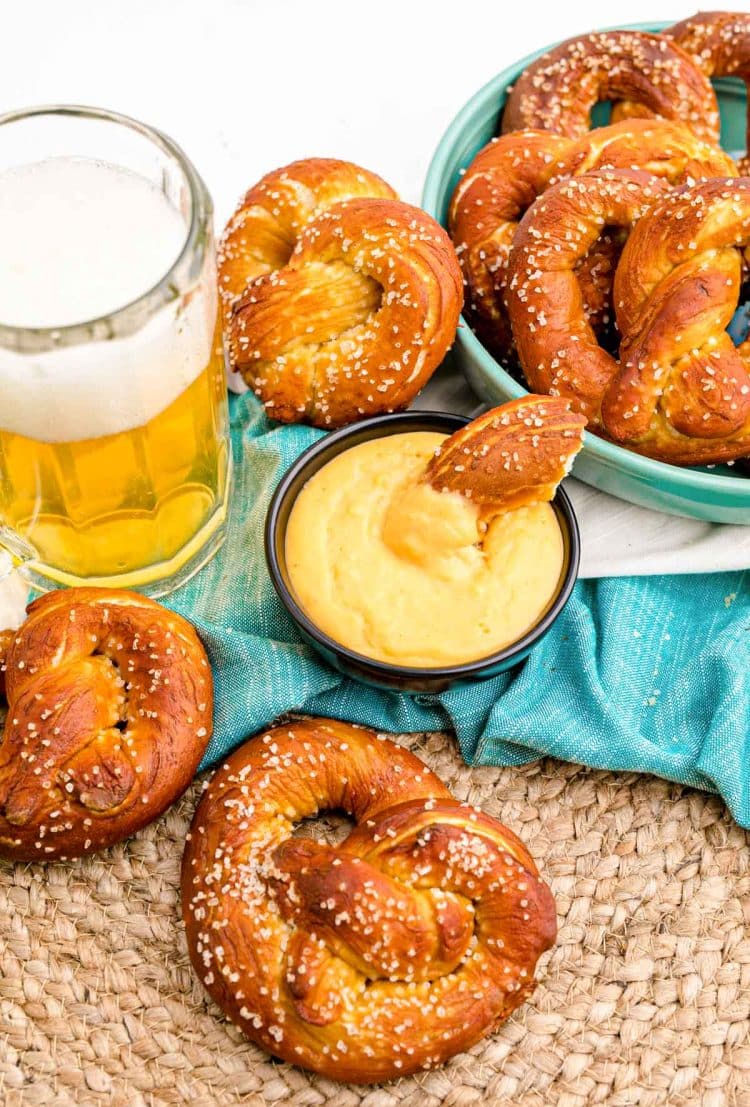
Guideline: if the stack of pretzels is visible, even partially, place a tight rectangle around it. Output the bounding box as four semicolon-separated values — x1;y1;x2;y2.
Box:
450;12;750;466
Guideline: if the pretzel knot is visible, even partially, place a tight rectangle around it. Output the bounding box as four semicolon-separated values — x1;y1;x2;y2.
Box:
182;719;556;1084
505;169;671;422
218;158;397;327
0;589;212;861
226;196;463;428
606;177;750;463
449;120;735;357
506;170;750;464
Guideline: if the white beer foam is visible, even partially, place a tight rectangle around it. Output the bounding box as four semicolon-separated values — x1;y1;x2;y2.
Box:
0;156;215;442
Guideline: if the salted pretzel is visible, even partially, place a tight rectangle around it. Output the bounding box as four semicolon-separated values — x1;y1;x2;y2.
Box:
505;169;670;422
227;194;463;427
219;157;462;427
502;29;720;144
0;589;212;861
605;177;750;464
615;13;750;171
424;395;585;515
450;120;735;357
218;158;397;327
182;718;556;1083
506;172;750;464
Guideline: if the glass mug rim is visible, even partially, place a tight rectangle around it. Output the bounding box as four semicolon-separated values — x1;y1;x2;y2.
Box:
0;103;213;352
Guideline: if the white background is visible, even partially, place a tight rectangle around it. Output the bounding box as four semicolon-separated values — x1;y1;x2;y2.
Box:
8;0;747;224
1;0;749;621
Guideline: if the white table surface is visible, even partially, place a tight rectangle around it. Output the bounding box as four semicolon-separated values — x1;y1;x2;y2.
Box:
2;0;750;627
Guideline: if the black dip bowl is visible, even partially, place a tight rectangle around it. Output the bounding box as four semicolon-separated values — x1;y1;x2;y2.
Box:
265;410;580;694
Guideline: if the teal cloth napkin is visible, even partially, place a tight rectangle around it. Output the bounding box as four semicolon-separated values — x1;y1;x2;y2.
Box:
167;393;750;828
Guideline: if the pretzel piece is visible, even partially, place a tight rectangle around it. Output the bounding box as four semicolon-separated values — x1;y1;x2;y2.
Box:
424;395;585;514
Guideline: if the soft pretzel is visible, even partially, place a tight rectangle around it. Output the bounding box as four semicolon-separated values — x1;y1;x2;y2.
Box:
424;395;585;514
605;177;750;463
218;158;397;329
182;718;556;1083
501;29;720;144
615;13;750;171
450;120;735;357
0;589;212;861
505;169;671;422
450;130;571;357
506;172;750;464
227;195;463;427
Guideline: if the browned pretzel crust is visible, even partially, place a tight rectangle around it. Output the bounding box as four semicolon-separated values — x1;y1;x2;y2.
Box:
506;171;750;464
450;120;734;358
228;195;463;427
502;29;720;143
182;718;556;1083
505;169;670;422
616;13;750;170
218;158;397;328
424;396;585;514
0;589;212;860
606;177;750;463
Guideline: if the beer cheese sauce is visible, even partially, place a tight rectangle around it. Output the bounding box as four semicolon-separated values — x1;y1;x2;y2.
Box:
285;432;565;667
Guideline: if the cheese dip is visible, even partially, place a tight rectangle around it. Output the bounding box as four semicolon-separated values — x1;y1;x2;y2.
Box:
285;432;565;667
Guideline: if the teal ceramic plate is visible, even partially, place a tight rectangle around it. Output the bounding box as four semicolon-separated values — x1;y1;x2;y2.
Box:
423;21;750;523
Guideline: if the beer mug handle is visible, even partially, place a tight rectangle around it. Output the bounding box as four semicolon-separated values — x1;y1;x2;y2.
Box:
0;525;36;582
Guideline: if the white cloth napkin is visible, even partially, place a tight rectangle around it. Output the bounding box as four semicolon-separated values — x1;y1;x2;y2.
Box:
567;482;750;577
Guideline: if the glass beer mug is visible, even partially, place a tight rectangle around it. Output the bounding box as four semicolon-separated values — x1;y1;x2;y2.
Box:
0;106;231;596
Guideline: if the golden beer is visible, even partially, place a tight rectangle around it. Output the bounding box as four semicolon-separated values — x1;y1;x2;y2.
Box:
0;107;231;595
0;344;229;587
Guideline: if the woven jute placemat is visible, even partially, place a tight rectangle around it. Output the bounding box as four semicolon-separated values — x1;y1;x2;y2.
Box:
1;730;749;1107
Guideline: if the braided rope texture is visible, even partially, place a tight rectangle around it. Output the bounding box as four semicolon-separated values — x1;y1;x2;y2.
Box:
1;729;749;1107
